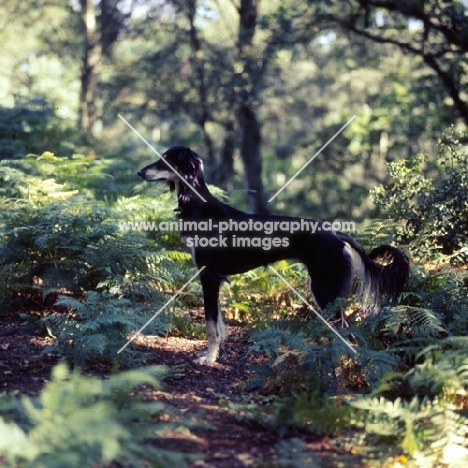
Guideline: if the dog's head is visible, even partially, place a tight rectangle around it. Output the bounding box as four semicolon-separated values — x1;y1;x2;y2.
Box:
137;146;204;192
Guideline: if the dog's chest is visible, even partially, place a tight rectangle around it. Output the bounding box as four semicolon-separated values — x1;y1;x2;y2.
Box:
181;235;197;264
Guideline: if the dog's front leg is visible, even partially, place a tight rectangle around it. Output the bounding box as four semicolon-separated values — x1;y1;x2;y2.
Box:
194;270;225;366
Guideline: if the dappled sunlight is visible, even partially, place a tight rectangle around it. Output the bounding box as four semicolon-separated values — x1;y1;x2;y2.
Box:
1;0;468;465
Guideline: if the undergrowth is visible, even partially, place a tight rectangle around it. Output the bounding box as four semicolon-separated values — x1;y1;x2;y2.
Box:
238;129;468;467
372;126;468;261
2;129;468;467
0;363;194;467
0;153;201;368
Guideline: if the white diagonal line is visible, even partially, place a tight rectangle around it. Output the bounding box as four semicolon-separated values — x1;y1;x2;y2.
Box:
268;115;356;202
117;266;206;354
268;266;356;354
118;114;207;202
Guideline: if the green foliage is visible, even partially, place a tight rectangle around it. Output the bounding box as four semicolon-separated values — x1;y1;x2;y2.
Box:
407;337;468;400
344;340;468;466
0;363;194;468
223;262;308;326
262;391;354;437
248;335;468;467
345;395;468;467
377;276;468;342
236;182;467;467
248;318;397;395
246;257;468;466
354;218;406;252
380;305;446;340
372;127;468;260
2;2;468;464
0;153;184;298
0;98;74;158
42;291;171;367
0;151;153;204
169;312;206;340
0;154;202;367
0;196;149;302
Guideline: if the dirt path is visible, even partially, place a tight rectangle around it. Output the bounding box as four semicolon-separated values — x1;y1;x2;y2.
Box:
0;315;358;467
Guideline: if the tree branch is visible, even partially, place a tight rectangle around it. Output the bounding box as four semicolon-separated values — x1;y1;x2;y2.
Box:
342;19;468;124
362;0;468;51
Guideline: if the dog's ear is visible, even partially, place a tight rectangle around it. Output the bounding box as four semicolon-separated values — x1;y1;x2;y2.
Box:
165;146;203;179
177;147;202;177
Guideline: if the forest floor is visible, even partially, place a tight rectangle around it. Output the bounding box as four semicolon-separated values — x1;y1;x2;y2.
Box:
0;314;362;467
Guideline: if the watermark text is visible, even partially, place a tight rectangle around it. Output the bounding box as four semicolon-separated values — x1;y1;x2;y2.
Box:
117;218;355;234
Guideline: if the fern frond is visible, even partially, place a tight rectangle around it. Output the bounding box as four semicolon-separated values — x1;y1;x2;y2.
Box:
0;363;194;467
54;295;88;316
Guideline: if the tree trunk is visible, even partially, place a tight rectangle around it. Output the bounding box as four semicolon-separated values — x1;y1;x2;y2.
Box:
237;105;268;212
79;0;101;141
236;0;269;214
217;119;236;190
186;0;216;178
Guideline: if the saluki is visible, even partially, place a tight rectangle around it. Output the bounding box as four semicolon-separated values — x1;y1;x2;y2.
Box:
138;146;409;365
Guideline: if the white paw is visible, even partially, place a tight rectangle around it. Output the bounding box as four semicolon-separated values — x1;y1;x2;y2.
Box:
193;353;216;366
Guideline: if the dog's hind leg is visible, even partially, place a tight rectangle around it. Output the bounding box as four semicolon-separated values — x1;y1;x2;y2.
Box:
306;246;354;329
195;270;225;366
309;279;347;326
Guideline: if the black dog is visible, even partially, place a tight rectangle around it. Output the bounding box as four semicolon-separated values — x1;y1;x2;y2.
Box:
138;146;409;365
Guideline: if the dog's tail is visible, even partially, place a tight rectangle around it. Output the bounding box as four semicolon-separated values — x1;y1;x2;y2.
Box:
343;237;410;317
